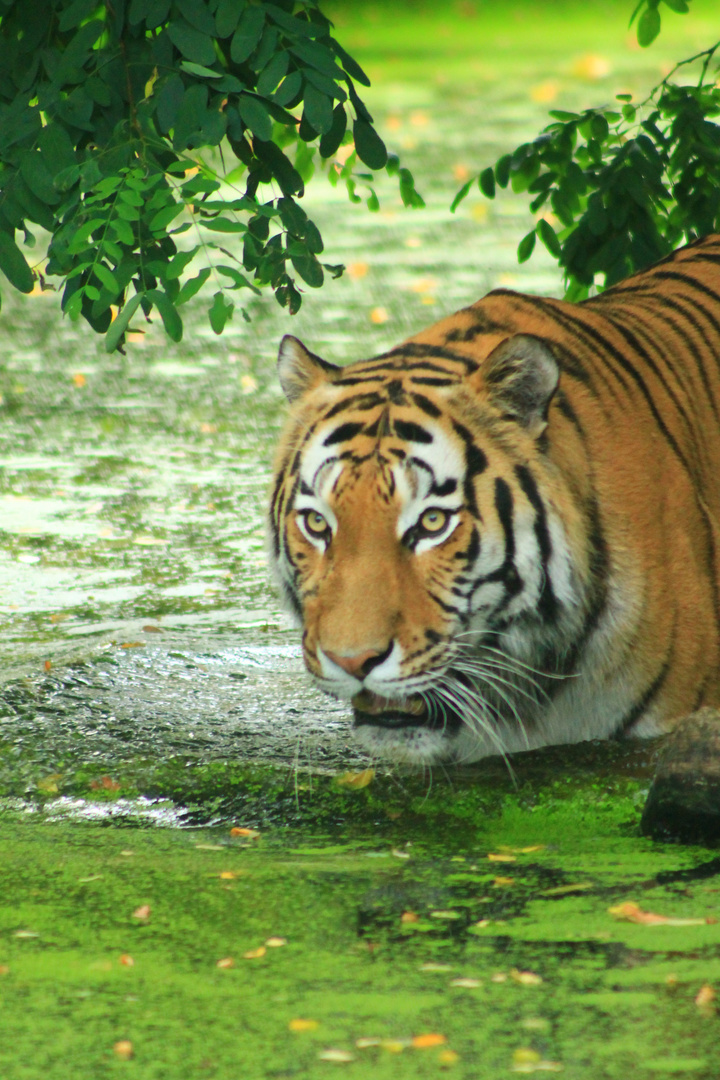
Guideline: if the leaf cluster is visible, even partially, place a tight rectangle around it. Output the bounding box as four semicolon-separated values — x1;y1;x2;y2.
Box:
454;42;720;299
0;0;423;349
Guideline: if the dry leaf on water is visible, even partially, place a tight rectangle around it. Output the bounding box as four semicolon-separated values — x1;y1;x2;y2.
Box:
412;1033;447;1049
335;769;375;790
608;902;709;926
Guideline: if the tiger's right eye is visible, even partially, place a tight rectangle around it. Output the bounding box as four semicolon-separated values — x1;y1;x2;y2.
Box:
301;510;330;538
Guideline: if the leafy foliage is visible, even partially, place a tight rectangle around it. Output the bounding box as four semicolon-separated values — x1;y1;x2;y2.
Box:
454;4;720;300
0;0;423;350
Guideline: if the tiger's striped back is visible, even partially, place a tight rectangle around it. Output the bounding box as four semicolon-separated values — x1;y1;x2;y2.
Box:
269;234;720;764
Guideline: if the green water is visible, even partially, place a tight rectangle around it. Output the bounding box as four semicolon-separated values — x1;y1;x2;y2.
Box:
1;3;720;1076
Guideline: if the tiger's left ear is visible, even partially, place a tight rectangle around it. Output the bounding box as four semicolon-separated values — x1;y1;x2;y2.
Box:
478;334;560;438
277;335;340;402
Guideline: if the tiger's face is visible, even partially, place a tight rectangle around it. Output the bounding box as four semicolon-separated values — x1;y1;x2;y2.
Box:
269;332;580;765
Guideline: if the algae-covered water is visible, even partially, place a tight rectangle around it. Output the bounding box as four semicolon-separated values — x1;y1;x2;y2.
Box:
2;3;720;1076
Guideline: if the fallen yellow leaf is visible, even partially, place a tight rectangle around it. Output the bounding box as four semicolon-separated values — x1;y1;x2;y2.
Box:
230;827;259;838
412;1033;447;1049
336;768;375;789
370;307;389;324
242;946;266;959
510;968;543;986
289;1018;319;1032
608;902;708;926
318;1049;354;1062
113;1041;133;1060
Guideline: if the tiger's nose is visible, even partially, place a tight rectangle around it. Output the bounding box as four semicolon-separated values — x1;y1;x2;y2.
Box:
324;642;392;678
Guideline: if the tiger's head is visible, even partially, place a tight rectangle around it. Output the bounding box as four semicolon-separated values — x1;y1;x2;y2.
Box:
269;332;585;765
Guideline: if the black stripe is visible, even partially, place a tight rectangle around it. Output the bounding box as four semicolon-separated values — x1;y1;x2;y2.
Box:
430;477;457;497
323;422;364;446
409;376;456;387
381;342;479;370
515;463;558;622
452;420;487;517
410;392;442;417
324;392;384;418
615;656;672;736
454;526;480;564
393;419;433;443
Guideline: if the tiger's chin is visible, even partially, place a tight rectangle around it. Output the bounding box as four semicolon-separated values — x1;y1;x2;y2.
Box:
351;688;464;765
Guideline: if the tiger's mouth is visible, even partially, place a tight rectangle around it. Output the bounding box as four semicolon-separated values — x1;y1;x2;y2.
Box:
352;689;456;732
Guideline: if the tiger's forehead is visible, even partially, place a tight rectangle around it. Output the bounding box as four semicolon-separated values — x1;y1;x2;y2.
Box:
298;394;467;500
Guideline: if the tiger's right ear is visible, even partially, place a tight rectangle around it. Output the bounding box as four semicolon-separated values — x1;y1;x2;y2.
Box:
277;335;340;402
480;334;560;439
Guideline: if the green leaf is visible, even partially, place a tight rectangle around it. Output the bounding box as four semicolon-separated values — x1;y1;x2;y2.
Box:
303;84;333;135
291;252;324;288
165;247;199;280
319;104;347;158
38;124;77;176
110;218;135;245
146;288;183;341
517;230;536;264
176;267;211;304
330;40;371;87
495;154;512;188
167;19;217;66
479;167;496;199
450;179;471;213
537;218;561;258
172;83;209;150
273;71;302;107
209;291;234;333
149;203;185;233
661;0;688;12
353;119;387;170
156;73;185;133
93;263;120;296
237;94;273;141
216;265;261;293
58;0;99;32
104;293;143;352
399;168;424;208
199;217;247;233
0;232;34;292
231;5;265;64
215;0;244;37
176;0;217;35
637;4;661;46
257;51;289;97
179;61;221;78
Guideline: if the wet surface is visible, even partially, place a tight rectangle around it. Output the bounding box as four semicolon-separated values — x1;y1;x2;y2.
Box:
0;5;712;800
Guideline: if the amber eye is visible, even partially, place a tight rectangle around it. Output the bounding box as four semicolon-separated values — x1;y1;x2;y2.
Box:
419;508;450;535
302;510;330;537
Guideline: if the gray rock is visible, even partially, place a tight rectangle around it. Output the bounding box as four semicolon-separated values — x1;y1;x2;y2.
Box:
641;707;720;843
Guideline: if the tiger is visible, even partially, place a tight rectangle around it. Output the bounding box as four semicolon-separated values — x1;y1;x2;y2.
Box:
268;233;720;765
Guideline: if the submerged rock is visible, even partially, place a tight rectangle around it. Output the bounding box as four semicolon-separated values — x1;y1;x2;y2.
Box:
641;708;720;843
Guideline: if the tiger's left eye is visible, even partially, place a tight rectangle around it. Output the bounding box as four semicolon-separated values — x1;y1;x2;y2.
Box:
419;508;450;534
302;510;330;537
